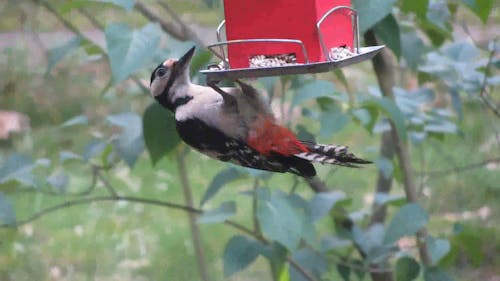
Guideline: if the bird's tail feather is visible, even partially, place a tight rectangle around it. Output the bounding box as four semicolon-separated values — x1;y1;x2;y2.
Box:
295;141;372;167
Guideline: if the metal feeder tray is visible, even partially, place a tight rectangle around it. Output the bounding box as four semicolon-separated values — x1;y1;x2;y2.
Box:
201;6;384;80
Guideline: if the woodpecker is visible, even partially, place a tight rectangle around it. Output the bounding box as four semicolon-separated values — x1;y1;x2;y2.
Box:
149;47;371;178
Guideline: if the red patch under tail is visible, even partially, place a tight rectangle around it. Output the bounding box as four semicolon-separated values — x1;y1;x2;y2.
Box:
247;118;309;156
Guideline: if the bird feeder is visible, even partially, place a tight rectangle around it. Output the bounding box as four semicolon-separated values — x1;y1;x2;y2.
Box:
201;0;384;80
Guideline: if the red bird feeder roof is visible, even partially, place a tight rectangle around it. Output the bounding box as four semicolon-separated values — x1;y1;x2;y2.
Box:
223;0;354;69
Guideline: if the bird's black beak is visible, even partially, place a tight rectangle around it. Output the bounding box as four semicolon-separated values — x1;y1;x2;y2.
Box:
175;46;196;70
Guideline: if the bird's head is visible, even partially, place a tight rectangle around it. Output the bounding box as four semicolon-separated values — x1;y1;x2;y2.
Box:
149;46;195;111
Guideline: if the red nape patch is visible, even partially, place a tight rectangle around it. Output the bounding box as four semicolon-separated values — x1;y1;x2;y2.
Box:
247;118;309;156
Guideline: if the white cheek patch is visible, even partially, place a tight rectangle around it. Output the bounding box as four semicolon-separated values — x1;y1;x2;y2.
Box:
151;78;168;97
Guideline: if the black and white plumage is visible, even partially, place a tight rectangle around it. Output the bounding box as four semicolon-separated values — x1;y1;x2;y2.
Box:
149;47;370;178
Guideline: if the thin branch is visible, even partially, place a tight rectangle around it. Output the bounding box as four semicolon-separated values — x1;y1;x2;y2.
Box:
134;0;187;41
95;170;118;197
2;192;316;281
35;0;150;97
252;178;261;234
286;257;318;281
76;8;150;95
418;157;500;178
1;195;201;228
157;1;205;47
365;29;431;270
479;42;500;118
289;176;299;194
35;0;83;37
176;149;212;281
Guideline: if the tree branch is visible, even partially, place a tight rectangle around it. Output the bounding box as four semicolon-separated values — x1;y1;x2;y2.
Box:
1;195;201;228
479;42;500;118
418;157;500;178
365;29;431;276
134;0;188;42
2;192;316;281
176;149;212;281
157;1;205;47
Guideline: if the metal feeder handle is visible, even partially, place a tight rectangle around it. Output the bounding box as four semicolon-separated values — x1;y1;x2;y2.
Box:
216;20;227;63
316;6;360;60
207;38;310;69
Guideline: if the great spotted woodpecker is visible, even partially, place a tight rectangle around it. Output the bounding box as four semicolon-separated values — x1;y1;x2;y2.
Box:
149;47;370;178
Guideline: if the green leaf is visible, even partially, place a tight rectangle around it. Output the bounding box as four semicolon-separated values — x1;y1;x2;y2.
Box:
352;224;386;257
58;0;91;13
426;2;451;31
200;167;246;206
289;249;327;281
424;267;454;281
223;235;260;277
47;171;69;194
257;189;315;252
426;236;450;265
443;42;480;61
143;103;180;165
59;151;82;163
353;0;398;34
107;112;144;167
374;14;401;58
92;0;134;11
374;192;406;207
0;154;35;187
292;80;335;107
362;97;408;142
61;115;88;127
383;203;429;244
462;0;493;23
309;191;347;222
337;264;351;281
198;201;236;224
319;111;352;137
401;30;426;71
105;23;161;84
278;264;291;281
450;224;484;266
333;69;349;89
401;0;428;19
83;140;107;162
46;36;83;75
395;256;420;281
0;192;16;225
418;19;450;47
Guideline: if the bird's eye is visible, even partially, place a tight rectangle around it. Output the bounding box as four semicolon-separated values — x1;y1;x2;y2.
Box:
156;67;167;77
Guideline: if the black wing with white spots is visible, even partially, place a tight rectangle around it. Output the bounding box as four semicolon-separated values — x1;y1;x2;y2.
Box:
176;118;316;177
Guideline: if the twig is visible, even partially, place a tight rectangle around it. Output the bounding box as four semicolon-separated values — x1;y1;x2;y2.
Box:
95;170;118;197
34;0;83;37
134;0;187;41
1;195;201;228
77;8;150;95
417;157;500;178
35;0;150;96
287;257;318;281
365;29;431;274
251;179;261;234
2;193;316;281
157;1;205;47
289;176;299;194
176;149;212;281
478;42;500;118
